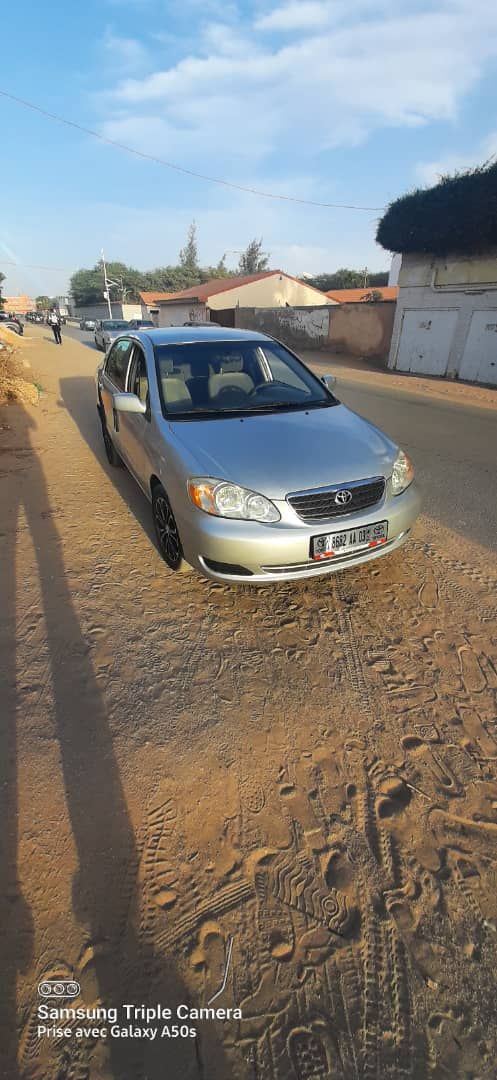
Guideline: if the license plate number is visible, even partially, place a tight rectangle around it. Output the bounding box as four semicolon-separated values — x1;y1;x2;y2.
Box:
311;520;388;560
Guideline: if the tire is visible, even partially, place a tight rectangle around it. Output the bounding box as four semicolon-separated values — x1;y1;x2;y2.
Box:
99;412;122;468
152;483;190;572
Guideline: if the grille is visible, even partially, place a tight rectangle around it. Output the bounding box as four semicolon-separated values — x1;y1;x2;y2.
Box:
288;477;385;522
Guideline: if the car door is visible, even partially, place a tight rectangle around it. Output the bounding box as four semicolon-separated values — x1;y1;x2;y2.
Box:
117;343;154;492
99;338;134;456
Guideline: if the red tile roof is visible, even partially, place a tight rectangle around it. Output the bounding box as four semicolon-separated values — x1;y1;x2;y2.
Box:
155;271;279;303
326;286;399;303
154;271;332;304
139;291;178;304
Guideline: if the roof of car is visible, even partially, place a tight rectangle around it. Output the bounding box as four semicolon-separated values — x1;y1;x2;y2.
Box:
131;326;273;345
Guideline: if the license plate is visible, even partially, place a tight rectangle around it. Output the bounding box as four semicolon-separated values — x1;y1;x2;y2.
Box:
311;520;388;560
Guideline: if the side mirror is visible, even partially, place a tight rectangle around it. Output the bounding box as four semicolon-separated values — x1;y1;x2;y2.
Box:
321;373;336;390
113;392;147;414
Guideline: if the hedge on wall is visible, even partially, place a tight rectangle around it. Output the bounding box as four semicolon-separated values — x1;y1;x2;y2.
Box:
376;161;497;256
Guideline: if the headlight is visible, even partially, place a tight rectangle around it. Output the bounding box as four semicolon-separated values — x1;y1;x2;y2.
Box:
391;449;414;495
188;478;280;522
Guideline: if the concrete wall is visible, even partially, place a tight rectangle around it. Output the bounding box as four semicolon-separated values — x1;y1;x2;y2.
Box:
208;274;335;310
235;303;395;360
73;302;142;321
327;302;395;359
398;251;497;288
157;301;208;327
390;252;497;384
388;254;402;286
235;306;331;349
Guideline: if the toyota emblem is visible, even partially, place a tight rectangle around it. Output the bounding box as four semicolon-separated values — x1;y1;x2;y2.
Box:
334;489;353;506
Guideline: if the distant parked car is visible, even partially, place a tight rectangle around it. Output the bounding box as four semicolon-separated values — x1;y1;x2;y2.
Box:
127;318;155;330
94;319;130;351
80;318;96;331
0;319;23;336
0;312;23;334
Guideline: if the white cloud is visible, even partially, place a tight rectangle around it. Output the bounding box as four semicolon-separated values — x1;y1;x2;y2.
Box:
255;1;331;32
416;130;497;186
103;31;149;72
98;0;497;175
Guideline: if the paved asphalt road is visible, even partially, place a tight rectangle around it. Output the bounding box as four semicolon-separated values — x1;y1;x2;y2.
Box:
62;321;497;552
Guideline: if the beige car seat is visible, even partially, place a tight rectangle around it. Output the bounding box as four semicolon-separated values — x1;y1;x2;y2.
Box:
161;376;193;412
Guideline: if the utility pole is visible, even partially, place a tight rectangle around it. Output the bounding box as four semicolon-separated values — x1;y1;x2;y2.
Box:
101;248;113;318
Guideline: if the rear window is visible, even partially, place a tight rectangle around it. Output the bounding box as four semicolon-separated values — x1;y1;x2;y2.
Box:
102;320;129;331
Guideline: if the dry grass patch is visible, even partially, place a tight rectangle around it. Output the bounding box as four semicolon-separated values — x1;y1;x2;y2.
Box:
0;327;39;405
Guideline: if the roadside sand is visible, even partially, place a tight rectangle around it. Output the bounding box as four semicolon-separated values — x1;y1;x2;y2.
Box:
1;326;497;1079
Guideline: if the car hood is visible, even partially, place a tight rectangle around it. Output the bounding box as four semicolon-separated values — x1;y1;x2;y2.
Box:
170;404;398;499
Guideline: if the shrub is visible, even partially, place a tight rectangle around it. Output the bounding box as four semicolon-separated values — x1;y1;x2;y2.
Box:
376;161;497;256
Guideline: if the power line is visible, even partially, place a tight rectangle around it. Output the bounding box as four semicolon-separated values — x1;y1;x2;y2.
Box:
0;88;385;213
0;260;69;271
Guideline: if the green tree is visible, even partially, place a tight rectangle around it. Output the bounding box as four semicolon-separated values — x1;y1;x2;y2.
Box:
179;222;199;276
238;239;269;275
199;255;234;283
364;289;384;302
301;268;389;292
0;271;5;308
36;295;53;310
70;261;143;306
369;271;389;286
141;265;200;293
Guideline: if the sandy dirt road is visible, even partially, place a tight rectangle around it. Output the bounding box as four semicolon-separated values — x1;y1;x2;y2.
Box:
1;326;497;1079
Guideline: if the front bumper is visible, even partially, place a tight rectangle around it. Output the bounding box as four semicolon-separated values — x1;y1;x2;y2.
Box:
177;481;422;584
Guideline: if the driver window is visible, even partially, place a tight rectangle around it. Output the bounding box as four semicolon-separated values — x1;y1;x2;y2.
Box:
105;338;132;390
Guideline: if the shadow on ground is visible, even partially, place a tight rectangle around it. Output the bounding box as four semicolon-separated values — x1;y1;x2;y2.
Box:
0;401;227;1078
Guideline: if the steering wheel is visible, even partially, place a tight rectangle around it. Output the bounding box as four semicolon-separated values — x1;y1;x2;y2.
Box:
215;384;248;403
248;380;286;396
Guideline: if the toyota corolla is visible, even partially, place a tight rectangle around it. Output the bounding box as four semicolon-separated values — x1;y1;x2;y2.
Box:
95;327;420;583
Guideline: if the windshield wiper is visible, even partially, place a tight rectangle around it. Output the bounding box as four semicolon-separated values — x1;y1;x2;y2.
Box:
246;399;329;411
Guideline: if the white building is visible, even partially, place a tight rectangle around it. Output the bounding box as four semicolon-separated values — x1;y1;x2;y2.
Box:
388;252;497;385
144;271;335;328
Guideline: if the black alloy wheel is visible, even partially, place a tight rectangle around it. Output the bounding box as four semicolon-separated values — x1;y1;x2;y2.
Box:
152;485;187;571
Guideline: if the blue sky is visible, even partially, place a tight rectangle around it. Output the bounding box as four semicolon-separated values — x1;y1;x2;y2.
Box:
1;0;497;298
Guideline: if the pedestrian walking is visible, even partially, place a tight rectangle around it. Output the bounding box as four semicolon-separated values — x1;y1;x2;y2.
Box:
48;309;62;345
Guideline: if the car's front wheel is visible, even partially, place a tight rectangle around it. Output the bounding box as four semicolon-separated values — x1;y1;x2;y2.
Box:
152;483;190;572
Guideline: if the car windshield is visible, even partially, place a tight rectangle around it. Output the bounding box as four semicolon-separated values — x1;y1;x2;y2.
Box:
102;320;129;330
154;340;335;419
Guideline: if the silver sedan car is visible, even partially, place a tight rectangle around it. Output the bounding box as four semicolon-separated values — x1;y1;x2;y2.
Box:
96;327;420;583
94;318;130;351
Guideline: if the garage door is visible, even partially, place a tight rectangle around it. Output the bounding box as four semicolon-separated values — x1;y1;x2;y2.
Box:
459;310;497;385
395;309;457;376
